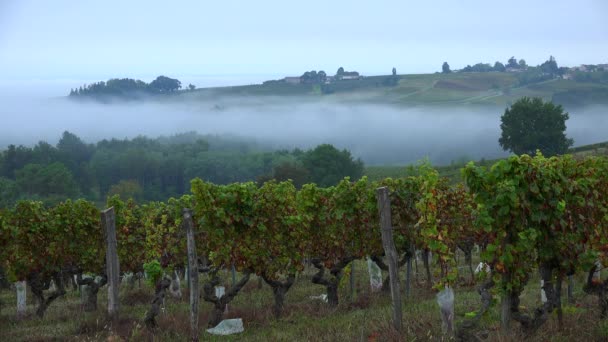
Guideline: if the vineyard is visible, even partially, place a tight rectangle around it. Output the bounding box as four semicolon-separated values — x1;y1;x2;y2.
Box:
1;153;608;341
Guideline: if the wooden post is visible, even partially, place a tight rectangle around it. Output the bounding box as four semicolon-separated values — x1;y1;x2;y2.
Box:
500;272;511;335
377;186;402;333
185;262;190;287
567;275;574;304
350;260;356;300
405;256;412;298
349;241;356;300
102;207;120;321
500;237;512;336
414;251;419;282
183;209;199;341
501;295;511;334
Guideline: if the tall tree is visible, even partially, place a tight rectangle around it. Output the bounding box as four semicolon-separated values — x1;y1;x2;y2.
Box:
300;144;364;187
318;70;327;83
518;59;527;69
493;61;506;72
57;131;92;164
1;145;33;179
442;62;451;74
499;97;573;156
540;56;559;75
149;76;182;93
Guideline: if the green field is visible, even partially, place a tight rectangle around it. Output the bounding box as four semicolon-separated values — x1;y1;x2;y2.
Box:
365;141;608;183
176;71;608;107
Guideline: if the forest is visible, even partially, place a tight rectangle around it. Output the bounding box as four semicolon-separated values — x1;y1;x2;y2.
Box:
0;131;364;207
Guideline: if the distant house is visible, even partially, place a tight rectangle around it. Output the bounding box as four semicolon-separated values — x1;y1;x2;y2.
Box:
570;65;589;72
505;67;524;73
337;71;362;80
284;77;301;84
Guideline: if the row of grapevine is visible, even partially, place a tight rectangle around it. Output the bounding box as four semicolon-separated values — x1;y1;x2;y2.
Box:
0;200;101;317
464;153;608;335
1;153;607;338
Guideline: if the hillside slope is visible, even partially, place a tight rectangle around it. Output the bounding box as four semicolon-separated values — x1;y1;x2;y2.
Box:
178;71;608;107
365;140;608;182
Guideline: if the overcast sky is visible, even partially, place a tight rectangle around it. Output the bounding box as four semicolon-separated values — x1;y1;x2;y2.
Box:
0;0;607;81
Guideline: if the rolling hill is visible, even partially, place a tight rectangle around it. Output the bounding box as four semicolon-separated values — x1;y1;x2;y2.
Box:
177;71;608;107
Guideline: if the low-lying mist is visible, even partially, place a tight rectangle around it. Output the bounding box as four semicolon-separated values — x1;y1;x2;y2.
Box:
1;95;607;165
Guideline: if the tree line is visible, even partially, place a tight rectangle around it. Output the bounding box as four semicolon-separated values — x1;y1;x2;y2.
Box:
68;75;193;100
0;132;363;207
442;56;567;82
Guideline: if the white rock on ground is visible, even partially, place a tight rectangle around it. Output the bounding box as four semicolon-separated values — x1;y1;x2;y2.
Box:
367;257;383;292
309;294;328;302
206;318;244;335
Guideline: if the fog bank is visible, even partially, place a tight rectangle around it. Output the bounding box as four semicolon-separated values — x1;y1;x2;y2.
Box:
1;95;606;165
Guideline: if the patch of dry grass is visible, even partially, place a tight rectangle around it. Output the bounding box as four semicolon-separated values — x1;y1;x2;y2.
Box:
1;261;608;341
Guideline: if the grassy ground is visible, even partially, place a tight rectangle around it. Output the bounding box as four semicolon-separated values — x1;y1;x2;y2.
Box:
365;143;608;183
2;255;608;341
